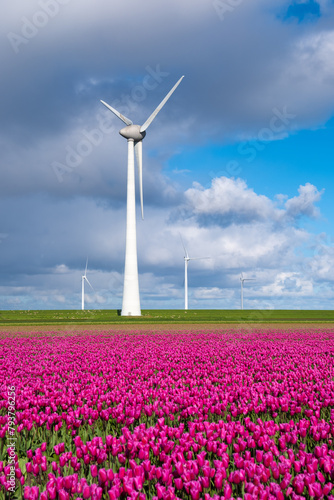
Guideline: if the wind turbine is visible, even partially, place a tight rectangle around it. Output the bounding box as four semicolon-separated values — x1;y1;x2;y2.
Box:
240;273;255;310
82;259;94;311
180;236;209;310
101;76;184;316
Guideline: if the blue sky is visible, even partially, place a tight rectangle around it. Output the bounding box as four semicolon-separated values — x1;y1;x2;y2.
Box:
0;0;334;310
167;117;333;230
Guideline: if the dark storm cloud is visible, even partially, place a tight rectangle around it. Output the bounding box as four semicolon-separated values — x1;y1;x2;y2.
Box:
1;0;334;309
1;0;333;205
2;0;334;140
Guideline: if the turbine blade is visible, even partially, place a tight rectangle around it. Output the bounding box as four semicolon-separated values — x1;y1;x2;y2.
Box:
179;233;188;259
135;141;144;220
85;277;94;292
85;257;88;277
189;257;210;260
100;100;133;126
140;76;184;133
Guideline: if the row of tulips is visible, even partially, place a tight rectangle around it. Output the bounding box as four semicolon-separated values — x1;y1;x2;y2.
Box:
0;328;333;498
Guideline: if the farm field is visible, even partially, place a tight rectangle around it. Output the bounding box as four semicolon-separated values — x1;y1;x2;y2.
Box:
1;309;334;326
0;327;334;499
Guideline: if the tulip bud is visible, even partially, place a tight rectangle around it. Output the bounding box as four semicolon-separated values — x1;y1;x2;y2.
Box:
108;488;117;500
91;465;98;477
294;461;301;473
74;436;83;447
98;468;107;484
214;473;223;490
224;483;232;499
83;485;91;499
32;464;39;476
197;454;205;468
46;486;57;499
134;476;143;490
322;483;333;495
56;477;64;490
263;452;272;467
142;460;151;473
174;478;183;490
58;490;67;500
107;469;114;482
64;476;73;490
201;476;210;489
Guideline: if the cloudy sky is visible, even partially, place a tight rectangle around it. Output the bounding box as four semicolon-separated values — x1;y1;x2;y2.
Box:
1;0;334;310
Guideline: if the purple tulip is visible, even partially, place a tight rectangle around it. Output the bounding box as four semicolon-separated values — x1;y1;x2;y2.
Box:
46;486;57;499
90;464;98;478
98;468;107;484
174;478;183;490
224;483;232;499
82;485;91;499
214;473;223;490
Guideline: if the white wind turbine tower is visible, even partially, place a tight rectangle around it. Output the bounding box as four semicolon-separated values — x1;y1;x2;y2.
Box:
240;273;255;310
180;236;209;310
101;76;184;316
82;259;94;311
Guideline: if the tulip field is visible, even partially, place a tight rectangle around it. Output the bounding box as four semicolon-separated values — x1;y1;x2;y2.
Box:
0;327;334;500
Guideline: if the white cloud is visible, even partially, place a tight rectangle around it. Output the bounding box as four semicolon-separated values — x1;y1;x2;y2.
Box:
54;264;70;274
285;183;324;219
0;0;333;310
183;177;276;226
180;177;323;227
261;272;313;297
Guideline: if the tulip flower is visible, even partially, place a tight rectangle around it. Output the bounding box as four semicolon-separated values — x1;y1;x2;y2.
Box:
214;473;224;490
46;486;57;499
1;329;334;499
224;483;232;499
90;465;98;478
174;478;183;490
32;464;39;476
98;468;107;484
82;485;91;499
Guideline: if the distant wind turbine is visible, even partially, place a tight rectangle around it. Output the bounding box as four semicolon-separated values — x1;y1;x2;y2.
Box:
82;259;94;311
180;236;209;310
240;273;255;310
101;76;184;316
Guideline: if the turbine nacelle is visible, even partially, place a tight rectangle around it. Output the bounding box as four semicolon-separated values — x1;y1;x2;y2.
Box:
119;125;146;141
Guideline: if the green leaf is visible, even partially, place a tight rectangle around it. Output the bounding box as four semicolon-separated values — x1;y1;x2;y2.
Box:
18;458;27;473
